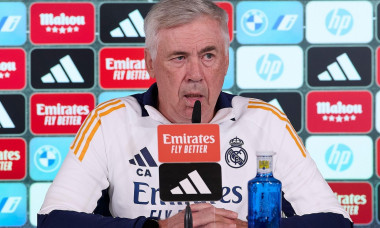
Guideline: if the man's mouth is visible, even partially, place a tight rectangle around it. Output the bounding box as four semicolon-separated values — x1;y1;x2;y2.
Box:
184;94;203;98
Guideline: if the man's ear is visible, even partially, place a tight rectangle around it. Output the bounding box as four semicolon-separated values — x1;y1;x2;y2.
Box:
145;49;155;79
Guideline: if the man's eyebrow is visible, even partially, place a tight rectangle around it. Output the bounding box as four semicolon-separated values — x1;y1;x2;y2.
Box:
199;46;216;54
168;51;188;57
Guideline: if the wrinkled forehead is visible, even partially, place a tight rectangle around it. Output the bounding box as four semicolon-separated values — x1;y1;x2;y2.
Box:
156;16;226;52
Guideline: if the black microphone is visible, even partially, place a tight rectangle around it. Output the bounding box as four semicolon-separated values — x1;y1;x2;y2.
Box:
191;100;201;123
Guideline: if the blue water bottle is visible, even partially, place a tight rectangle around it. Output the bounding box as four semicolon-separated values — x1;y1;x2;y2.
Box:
248;151;281;228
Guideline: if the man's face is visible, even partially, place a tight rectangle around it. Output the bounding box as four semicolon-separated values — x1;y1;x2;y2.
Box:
145;15;229;123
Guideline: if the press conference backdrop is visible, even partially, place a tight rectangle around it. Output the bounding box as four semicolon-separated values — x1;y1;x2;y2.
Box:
0;0;378;227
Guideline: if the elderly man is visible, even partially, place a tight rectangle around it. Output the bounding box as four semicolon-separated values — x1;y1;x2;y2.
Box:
38;0;352;227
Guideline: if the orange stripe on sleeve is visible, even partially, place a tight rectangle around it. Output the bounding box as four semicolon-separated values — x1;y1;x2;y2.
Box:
286;125;306;158
248;104;306;158
71;99;122;151
78;120;101;161
77;103;126;162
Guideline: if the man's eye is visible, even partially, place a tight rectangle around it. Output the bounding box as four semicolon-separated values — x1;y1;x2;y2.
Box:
204;53;214;59
174;56;184;61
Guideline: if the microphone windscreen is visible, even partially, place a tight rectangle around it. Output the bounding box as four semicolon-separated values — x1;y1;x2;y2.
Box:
191;100;201;123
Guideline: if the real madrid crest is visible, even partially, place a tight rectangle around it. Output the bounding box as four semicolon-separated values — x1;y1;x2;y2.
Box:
225;137;248;168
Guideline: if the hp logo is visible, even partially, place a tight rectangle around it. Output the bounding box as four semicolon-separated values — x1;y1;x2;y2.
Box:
325;143;353;172
325;8;353;36
241;9;268;36
256;53;283;81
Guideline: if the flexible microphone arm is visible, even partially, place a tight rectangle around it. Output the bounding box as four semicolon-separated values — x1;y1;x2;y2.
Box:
191;100;201;124
185;100;201;228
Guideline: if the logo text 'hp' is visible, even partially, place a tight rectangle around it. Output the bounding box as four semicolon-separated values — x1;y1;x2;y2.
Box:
256;53;283;81
326;8;353;36
325;143;353;172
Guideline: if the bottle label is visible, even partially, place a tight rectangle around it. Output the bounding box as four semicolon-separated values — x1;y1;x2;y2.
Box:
257;156;272;174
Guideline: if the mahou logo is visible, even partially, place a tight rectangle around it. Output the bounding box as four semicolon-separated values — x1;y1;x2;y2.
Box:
307;91;372;133
0;49;25;90
0;138;26;180
100;47;155;89
329;182;372;225
30;2;95;44
30;93;95;134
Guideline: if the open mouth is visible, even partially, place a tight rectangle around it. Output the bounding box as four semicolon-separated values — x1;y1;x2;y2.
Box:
184;94;203;98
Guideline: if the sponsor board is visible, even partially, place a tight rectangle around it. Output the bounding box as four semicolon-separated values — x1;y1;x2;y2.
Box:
306;91;372;133
306;1;372;43
157;124;220;163
307;47;372;87
99;47;155;89
240;92;302;132
223;47;234;90
236;1;303;44
29;183;51;226
0;2;26;45
377;47;380;86
30;93;95;134
29;137;72;181
329;182;372;225
377;92;380;133
306;136;373;180
377;138;380;177
98;91;142;104
159;163;222;202
237;46;303;89
0;48;26;90
0;94;25;135
0;138;26;180
30;2;95;44
99;3;154;43
31;48;94;89
0;183;26;226
215;1;234;42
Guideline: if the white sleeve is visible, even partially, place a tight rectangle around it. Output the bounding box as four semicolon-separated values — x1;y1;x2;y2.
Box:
39;110;109;214
272;119;350;220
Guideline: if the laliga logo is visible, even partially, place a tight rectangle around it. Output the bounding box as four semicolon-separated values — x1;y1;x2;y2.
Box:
225;137;248;168
317;101;362;123
39;13;85;34
325;143;353;172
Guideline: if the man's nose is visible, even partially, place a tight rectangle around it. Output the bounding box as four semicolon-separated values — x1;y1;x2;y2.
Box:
186;57;203;82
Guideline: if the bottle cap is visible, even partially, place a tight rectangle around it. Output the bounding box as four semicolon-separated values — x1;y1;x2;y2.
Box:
255;150;275;156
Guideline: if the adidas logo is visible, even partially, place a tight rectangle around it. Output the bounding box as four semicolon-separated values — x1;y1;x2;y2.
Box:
317;53;361;81
268;98;285;113
41;55;84;83
129;147;157;167
0;16;21;32
0;101;15;128
110;9;145;38
170;170;211;195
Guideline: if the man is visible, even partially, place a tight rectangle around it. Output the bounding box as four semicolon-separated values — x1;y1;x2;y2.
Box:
38;0;352;227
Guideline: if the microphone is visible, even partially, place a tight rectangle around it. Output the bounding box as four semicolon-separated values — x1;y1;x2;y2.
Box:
185;100;200;227
191;100;201;123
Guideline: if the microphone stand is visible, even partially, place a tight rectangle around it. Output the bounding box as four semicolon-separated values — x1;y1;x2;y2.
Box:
185;100;201;228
